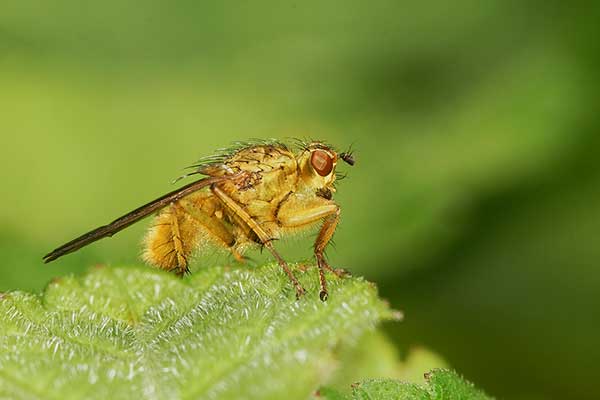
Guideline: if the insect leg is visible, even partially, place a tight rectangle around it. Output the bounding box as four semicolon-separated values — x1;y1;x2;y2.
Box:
177;199;245;262
211;185;306;298
170;203;189;276
313;207;346;301
277;200;345;301
277;199;348;301
143;202;190;276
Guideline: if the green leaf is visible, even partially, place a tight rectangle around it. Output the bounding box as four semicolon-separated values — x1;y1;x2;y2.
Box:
0;263;396;400
315;387;350;400
328;330;448;390
332;369;493;400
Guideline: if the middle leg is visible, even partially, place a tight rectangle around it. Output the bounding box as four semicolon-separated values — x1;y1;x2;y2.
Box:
211;185;306;298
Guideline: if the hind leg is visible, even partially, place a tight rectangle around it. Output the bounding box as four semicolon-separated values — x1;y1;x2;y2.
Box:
143;199;239;276
178;199;246;263
143;202;193;276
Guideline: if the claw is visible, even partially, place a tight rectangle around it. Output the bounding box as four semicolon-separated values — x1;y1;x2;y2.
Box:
295;285;306;299
319;290;328;302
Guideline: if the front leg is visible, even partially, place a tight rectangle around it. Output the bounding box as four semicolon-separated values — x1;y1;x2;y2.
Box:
313;206;347;301
277;199;348;301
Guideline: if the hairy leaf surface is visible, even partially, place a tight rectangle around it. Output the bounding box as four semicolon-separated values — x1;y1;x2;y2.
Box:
317;369;493;400
0;264;395;400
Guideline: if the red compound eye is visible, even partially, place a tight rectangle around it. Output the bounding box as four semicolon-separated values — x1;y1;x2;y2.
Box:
311;150;334;176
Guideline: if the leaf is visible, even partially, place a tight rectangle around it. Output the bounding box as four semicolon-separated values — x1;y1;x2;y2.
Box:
395;347;449;384
327;330;448;390
315;387;350;400
0;263;396;400
317;369;492;400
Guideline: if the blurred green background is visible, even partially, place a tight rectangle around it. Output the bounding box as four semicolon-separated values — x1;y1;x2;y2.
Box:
1;1;599;399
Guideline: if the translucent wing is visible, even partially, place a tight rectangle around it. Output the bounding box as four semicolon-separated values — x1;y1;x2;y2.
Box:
43;175;233;263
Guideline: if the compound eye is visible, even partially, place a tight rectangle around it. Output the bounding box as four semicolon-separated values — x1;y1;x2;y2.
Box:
311;150;334;176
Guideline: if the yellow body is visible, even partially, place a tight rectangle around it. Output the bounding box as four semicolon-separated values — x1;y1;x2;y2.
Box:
143;142;341;278
44;139;353;299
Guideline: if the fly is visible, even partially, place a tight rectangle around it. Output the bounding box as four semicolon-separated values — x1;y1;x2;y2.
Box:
43;139;355;301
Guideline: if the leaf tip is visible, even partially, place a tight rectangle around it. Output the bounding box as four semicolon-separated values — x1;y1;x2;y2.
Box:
391;309;404;321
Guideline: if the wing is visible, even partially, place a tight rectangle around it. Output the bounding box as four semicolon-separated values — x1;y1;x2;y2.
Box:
43;175;234;263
